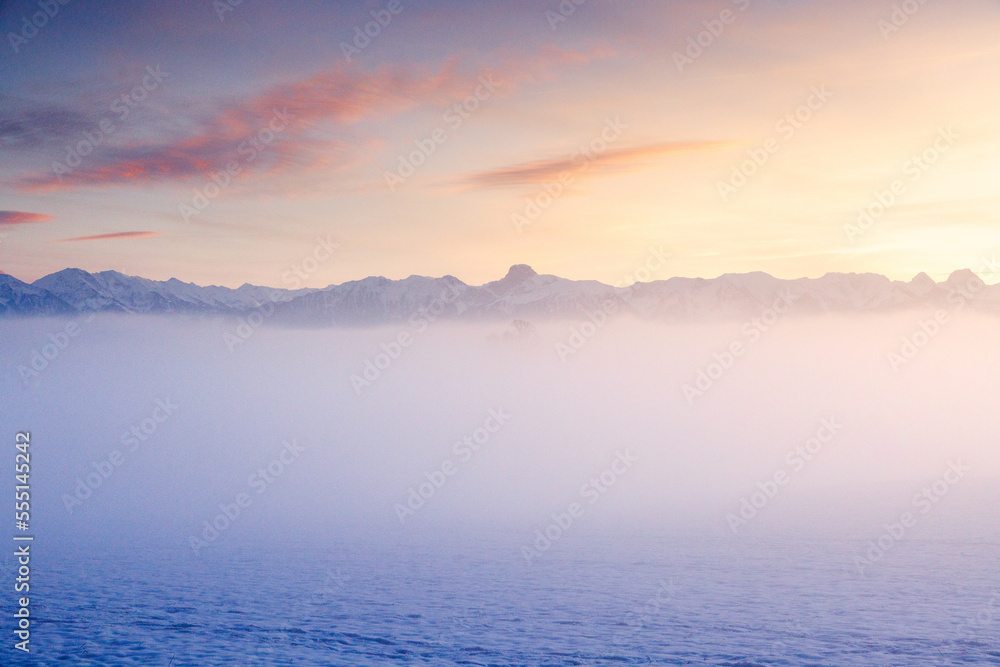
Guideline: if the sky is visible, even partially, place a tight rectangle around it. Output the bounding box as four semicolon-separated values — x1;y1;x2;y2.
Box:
2;0;1000;288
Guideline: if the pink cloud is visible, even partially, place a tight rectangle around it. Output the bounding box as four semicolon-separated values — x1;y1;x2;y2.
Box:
460;140;733;188
15;47;606;194
0;211;54;225
55;231;162;242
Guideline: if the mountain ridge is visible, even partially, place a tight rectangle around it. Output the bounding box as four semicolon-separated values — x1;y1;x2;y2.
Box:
1;266;996;323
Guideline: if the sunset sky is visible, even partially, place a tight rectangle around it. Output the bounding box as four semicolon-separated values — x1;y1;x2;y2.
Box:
2;0;1000;287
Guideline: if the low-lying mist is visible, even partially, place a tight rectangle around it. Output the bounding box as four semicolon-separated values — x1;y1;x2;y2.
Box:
2;308;998;555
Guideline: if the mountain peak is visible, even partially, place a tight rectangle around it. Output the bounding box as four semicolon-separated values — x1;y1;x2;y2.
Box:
504;264;537;281
909;271;936;287
37;267;92;281
945;268;983;287
481;264;540;295
483;264;539;294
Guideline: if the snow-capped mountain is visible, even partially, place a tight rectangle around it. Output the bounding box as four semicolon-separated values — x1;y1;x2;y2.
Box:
1;265;997;322
0;274;76;316
30;269;315;314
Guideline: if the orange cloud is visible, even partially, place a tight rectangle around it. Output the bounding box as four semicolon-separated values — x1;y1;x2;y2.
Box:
460;140;732;188
55;231;162;242
15;46;605;194
0;211;54;225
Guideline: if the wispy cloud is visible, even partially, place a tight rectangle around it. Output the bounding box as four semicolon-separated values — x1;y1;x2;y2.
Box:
55;231;161;242
13;46;604;193
0;211;55;225
0;100;92;150
460;140;732;188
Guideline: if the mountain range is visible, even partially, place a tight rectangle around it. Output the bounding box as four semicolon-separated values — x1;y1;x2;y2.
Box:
1;266;996;323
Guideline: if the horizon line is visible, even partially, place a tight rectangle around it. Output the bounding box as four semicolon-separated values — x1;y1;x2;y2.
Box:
3;265;997;292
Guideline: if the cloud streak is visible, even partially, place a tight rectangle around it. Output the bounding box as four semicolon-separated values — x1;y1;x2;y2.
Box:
0;211;54;225
0;100;92;150
12;47;603;194
460;140;732;188
55;231;161;242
